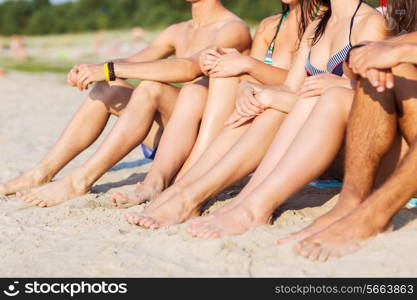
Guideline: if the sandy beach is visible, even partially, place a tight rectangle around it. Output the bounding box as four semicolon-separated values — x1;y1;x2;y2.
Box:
1;72;417;277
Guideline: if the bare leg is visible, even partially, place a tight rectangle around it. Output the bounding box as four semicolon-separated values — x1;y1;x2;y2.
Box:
285;76;400;245
187;96;319;235
112;79;209;208
125;109;286;229
296;63;417;261
0;80;133;196
125;95;318;229
175;77;239;179
121;77;248;213
18;81;180;207
191;89;356;238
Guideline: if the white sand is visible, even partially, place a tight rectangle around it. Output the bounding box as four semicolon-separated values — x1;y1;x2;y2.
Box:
1;72;417;277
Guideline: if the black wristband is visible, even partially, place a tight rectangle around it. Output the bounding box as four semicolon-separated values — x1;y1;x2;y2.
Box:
108;62;116;81
346;43;366;64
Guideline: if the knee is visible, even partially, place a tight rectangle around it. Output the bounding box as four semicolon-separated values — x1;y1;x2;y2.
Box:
392;62;416;78
128;81;166;109
319;87;351;106
136;80;165;98
182;82;208;96
90;81;113;103
177;83;208;105
89;81;132;112
317;87;353;116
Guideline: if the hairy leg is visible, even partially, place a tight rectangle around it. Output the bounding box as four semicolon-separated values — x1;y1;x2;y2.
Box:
295;63;417;261
125;109;286;229
175;77;239;179
285;79;399;246
112;79;209;208
192;89;357;238
18;81;180;207
0;80;133;196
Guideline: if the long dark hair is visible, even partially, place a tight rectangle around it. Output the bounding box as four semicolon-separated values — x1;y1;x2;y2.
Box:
311;0;331;45
281;0;321;43
387;0;417;35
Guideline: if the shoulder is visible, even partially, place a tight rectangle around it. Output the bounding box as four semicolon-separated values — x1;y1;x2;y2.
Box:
356;6;385;28
219;16;250;35
257;14;283;33
353;6;387;42
163;21;191;36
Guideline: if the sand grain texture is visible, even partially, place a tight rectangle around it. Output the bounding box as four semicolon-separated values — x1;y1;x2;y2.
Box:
1;72;417;277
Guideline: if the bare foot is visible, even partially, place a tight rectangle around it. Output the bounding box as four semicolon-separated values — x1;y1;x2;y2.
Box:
187;197;241;233
294;208;390;262
0;167;51;196
124;189;201;230
277;198;360;245
187;201;270;238
111;183;161;208
17;176;89;207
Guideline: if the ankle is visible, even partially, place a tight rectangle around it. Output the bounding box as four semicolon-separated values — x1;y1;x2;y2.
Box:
239;199;273;224
338;188;365;209
141;176;166;192
65;173;92;194
30;163;55;182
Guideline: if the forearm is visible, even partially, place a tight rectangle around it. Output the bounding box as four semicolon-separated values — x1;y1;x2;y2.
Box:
244;56;289;85
259;84;299;113
114;58;202;83
268;90;298;112
395;43;417;65
386;32;417;46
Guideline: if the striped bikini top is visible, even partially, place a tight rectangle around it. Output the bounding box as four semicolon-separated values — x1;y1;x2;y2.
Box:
305;0;362;77
264;11;289;65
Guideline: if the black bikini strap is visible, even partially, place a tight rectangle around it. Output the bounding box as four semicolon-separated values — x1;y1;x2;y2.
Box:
349;0;363;46
268;10;289;49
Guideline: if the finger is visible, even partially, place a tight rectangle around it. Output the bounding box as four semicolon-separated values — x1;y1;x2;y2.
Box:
236;104;250;117
248;94;265;109
377;71;387;93
76;74;86;90
219;48;236;54
241;97;261;116
297;83;318;96
225;112;241;126
203;57;220;65
204;49;221;58
229;116;252;128
299;88;322;98
386;72;395;89
366;69;380;88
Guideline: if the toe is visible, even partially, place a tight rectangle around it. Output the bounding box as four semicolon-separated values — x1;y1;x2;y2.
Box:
298;240;315;258
143;217;156;228
138;216;150;227
196;226;211;238
277;234;295;245
317;247;330;262
307;244;321;261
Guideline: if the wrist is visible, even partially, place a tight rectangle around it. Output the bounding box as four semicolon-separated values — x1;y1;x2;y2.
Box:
241;56;254;73
399;43;416;64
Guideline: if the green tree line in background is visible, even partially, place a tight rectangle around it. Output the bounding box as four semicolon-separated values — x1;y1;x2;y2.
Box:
0;0;381;36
